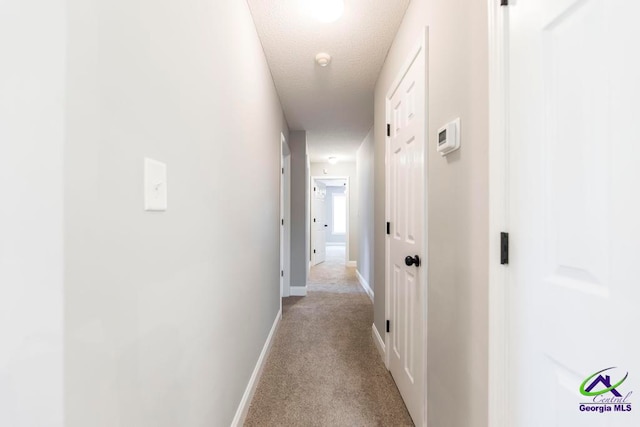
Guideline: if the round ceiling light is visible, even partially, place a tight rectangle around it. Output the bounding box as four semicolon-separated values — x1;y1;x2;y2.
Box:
315;52;332;67
328;156;338;165
309;0;344;23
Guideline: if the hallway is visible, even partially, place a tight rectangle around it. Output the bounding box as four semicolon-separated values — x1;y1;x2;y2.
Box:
245;247;413;426
9;0;639;425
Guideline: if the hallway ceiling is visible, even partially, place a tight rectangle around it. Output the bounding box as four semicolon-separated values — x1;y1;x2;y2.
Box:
247;0;410;162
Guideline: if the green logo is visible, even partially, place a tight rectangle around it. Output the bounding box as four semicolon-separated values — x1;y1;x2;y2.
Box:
580;367;628;397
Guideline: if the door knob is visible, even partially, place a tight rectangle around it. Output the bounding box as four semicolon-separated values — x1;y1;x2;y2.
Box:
404;255;421;267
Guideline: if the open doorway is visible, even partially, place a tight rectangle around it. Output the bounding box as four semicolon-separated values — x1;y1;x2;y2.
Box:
310;176;349;268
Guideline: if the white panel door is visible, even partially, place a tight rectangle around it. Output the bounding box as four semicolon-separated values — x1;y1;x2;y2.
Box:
507;1;640;426
387;39;426;426
312;182;326;265
280;155;285;298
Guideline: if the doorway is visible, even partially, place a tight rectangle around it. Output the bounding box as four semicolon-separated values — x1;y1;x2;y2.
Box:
310;176;349;267
280;133;291;298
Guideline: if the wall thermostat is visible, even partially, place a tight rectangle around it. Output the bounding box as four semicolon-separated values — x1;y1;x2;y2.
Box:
436;118;461;156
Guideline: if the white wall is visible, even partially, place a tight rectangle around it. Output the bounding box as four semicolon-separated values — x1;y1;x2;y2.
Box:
64;0;287;425
0;1;65;426
373;1;489;426
356;128;374;289
310;162;358;263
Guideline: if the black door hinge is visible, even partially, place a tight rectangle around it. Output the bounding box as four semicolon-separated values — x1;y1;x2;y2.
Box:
500;232;509;265
281;218;284;226
386;320;390;333
313;218;316;223
281;270;284;277
282;167;284;174
313;249;316;254
387;124;391;137
500;0;508;5
386;222;390;235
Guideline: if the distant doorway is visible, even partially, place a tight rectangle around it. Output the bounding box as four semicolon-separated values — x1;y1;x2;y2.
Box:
310;176;349;267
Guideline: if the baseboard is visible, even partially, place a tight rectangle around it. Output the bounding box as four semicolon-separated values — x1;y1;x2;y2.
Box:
356;270;374;303
289;286;307;296
346;260;357;268
231;308;282;427
372;323;386;363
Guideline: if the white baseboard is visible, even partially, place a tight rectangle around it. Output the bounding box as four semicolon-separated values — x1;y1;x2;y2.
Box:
231;308;282;427
289;286;307;296
372;323;386;363
356;270;374;303
346;260;357;268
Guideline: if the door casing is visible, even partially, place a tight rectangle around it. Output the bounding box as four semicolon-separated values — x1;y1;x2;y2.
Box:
487;1;509;425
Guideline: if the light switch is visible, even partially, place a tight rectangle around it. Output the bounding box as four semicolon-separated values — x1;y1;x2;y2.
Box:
144;158;167;211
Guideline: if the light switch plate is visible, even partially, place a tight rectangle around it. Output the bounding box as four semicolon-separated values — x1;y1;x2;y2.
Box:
144;158;167;211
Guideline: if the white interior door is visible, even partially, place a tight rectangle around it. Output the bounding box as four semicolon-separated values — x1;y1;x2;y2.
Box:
387;36;426;426
507;1;640;425
280;150;285;299
312;181;326;265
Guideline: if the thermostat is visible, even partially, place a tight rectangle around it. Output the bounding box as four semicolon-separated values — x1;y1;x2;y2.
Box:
436;118;460;156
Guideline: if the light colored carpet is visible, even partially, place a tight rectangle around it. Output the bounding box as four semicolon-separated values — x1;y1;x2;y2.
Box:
244;246;414;426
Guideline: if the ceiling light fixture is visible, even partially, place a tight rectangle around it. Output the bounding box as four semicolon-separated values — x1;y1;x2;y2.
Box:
328;156;338;165
315;52;332;67
308;0;344;23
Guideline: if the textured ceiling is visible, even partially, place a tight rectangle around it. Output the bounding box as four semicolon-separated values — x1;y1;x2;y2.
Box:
247;0;410;162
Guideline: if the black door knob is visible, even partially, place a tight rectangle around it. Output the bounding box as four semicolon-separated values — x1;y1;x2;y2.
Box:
405;255;421;267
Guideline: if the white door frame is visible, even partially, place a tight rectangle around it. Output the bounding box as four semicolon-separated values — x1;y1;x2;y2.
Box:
487;2;510;426
280;133;291;299
384;27;429;426
310;175;350;265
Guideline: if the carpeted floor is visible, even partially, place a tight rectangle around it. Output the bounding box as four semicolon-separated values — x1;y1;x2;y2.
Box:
244;246;414;426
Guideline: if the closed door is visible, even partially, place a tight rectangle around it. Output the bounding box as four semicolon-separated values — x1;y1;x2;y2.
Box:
507;1;640;425
312;182;326;265
280;154;284;298
387;37;426;426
